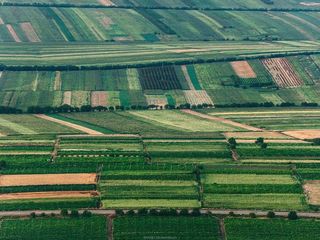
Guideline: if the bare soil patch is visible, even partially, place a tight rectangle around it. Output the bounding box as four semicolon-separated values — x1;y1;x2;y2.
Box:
182;110;262;131
91;91;108;107
35;114;104;135
0;173;97;187
146;95;168;108
300;2;320;6
63;91;72;105
304;181;320;205
6;24;21;42
231;61;257;78
283;130;320;139
0;18;4;25
20;22;40;42
224;131;291;139
99;0;115;6
0;191;98;200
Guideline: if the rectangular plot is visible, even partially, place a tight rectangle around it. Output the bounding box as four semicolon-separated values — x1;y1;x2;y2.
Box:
20;22;41;42
231;61;257;78
138;66;182;90
91;91;108;107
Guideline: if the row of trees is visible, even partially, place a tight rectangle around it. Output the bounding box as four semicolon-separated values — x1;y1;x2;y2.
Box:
0;100;318;114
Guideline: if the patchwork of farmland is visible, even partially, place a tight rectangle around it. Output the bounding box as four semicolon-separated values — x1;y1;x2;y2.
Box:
0;54;320;110
1;8;320;42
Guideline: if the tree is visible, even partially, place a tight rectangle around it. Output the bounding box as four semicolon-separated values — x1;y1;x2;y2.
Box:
60;209;68;216
0;160;6;170
82;210;92;217
261;142;268;149
267;211;275;218
30;212;36;218
228;138;237;149
255;137;264;145
70;209;79;218
288;211;298;220
313;138;320;146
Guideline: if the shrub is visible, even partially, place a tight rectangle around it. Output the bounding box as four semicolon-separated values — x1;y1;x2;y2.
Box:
179;209;189;216
288;211;298;220
267;211;276;218
30;212;36;218
138;208;148;215
61;209;68;216
70;210;79;218
115;209;125;216
191;209;201;216
82;210;92;217
249;213;256;218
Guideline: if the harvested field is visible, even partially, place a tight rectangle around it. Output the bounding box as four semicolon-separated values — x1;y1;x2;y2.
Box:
304;181;320;205
231;61;257;78
183;90;213;106
224;131;291;139
20;22;40;42
182;110;262;131
91;91;108;107
283;130;320;139
0;191;98;200
99;0;115;6
0;173;97;187
35;114;104;135
300;2;320;6
262;58;303;88
146;95;168;107
181;65;195;90
63;91;72;105
54;71;61;91
6;24;21;42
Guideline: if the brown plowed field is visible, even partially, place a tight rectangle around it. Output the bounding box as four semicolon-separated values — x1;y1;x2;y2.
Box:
262;58;303;88
231;61;257;78
283;130;320;139
63;91;72;105
20;22;40;42
6;24;21;42
91;91;108;107
0;173;97;187
0;191;98;200
99;0;115;6
224;131;291;139
304;181;320;205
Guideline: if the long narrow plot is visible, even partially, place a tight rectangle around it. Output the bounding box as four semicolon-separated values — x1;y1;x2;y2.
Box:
35;114;104;135
0;191;98;200
0;173;97;187
182;109;262;131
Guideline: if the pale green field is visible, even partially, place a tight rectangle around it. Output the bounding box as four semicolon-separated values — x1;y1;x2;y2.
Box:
204;174;297;185
101;180;195;187
129;110;240;132
204;194;306;210
102;199;200;208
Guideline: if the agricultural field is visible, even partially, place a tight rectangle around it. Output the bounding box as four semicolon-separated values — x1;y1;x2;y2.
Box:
0;216;107;240
225;218;320;240
114;216;220;240
1;0;320;239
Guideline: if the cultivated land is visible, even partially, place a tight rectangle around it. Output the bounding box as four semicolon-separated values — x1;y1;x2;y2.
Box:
1;0;320;239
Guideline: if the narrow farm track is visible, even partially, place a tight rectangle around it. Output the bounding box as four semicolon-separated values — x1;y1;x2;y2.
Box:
181;110;263;131
219;218;226;240
107;215;115;240
35;114;104;135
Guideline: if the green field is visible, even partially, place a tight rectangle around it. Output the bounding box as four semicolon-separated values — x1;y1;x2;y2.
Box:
225;218;320;240
114;216;220;240
0;216;107;240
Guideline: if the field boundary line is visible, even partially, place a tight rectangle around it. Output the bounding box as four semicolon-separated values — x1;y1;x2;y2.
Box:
34;114;104;135
181;110;263;131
